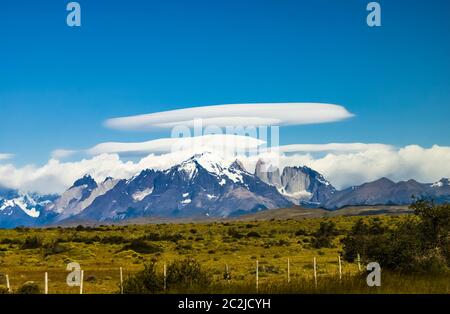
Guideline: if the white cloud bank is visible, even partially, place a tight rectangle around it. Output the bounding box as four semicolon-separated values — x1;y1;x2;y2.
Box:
87;134;265;156
104;103;354;130
1;143;450;194
51;149;77;159
250;145;450;189
0;154;14;161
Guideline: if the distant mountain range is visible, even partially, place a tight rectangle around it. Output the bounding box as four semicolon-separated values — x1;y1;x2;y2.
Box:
1;152;449;228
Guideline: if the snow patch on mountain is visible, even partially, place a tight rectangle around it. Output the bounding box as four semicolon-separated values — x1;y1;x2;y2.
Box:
281;190;312;200
181;198;191;205
133;187;154;202
181;152;244;184
432;181;444;188
0;196;40;218
431;178;449;188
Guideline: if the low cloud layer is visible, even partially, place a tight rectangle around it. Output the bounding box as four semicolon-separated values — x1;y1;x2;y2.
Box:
104;103;354;130
274;143;394;153
0;154;13;160
1;144;449;194
255;144;450;189
86;134;265;156
51;149;77;159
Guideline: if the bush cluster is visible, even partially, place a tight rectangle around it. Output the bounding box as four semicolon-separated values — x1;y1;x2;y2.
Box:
342;201;450;273
122;258;210;293
121;239;163;254
311;221;339;248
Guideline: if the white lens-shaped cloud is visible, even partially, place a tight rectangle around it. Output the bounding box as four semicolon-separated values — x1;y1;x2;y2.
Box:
104;103;354;130
86;134;266;156
0;153;13;161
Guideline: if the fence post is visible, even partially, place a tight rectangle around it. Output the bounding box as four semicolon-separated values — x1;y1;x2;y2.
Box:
5;274;10;292
357;253;362;271
45;272;48;294
80;270;84;294
225;264;230;284
163;263;167;291
313;257;317;288
338;255;342;281
120;267;123;294
256;260;259;292
287;258;290;284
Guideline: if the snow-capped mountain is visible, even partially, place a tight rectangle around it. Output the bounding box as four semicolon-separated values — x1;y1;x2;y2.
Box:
323;177;450;209
1;152;449;228
64;153;292;222
254;159;336;205
47;175;120;222
0;187;57;228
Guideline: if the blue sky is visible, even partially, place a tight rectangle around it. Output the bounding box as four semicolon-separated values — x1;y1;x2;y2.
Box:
1;0;450;166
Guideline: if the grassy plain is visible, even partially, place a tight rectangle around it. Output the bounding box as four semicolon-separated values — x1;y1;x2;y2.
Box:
0;213;448;294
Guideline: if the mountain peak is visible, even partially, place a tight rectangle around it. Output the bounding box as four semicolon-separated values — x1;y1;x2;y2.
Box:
103;176;114;182
255;158;280;174
230;159;246;172
71;174;97;189
175;152;247;185
431;178;450;188
372;177;395;185
184;152;231;172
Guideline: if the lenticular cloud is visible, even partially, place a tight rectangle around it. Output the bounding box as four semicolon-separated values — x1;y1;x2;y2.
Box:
0;153;13;160
86;134;266;156
104;103;354;130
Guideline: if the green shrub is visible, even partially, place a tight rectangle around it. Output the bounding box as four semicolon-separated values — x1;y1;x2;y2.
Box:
44;241;69;256
342;201;450;273
100;235;127;244
175;243;193;251
166;258;210;290
76;225;86;231
143;233;183;242
122;262;163;294
122;239;163;254
227;228;244;239
295;228;309;236
86;275;97;283
311;221;339;249
311;236;334;249
0;238;22;245
247;231;261;238
17;281;41;294
21;236;43;249
0;285;9;294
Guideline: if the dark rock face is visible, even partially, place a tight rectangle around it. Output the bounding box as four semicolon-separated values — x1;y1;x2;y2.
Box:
254;159;336;205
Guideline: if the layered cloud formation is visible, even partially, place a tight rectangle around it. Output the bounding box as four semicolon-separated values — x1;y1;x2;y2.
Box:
86;134;265;156
2;103;449;194
0;154;13;160
105;103;354;130
1;141;450;194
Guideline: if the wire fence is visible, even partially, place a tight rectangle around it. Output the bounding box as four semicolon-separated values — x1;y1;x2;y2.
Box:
0;255;362;294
